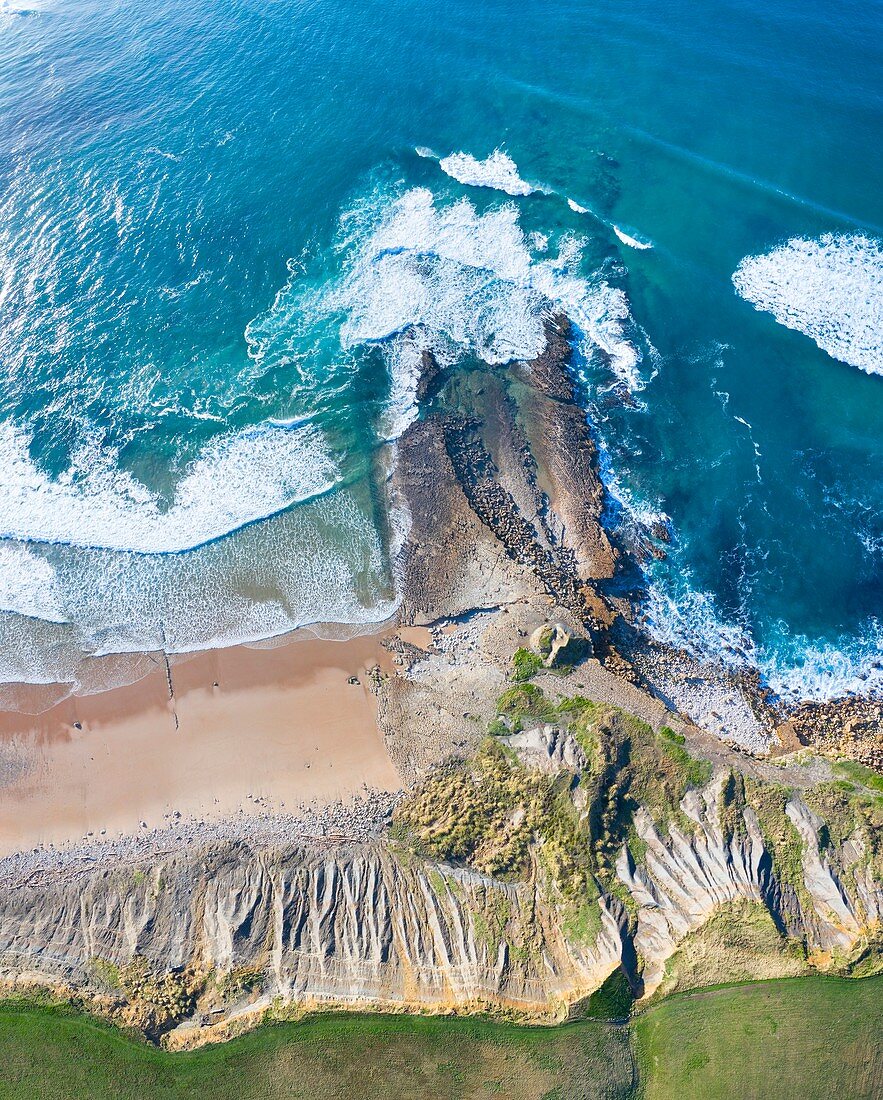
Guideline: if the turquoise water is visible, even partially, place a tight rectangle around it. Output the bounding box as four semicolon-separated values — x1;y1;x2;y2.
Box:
0;0;880;697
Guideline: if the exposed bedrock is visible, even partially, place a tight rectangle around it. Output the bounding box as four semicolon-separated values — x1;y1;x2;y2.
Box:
0;768;877;1044
393;320;620;637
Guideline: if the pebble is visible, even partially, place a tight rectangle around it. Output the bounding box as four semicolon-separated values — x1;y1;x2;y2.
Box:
0;790;402;889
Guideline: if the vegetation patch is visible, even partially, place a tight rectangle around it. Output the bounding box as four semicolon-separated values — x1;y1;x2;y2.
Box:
216;967;264;1004
718;771;748;840
581;967;634;1020
393;736;593;898
494;683;557;730
745;780;811;910
835;759;883;795
653;900;806;999
116;957;199;1036
511;647;543;682
0;999;637;1100
88;958;122;993
0;976;880;1098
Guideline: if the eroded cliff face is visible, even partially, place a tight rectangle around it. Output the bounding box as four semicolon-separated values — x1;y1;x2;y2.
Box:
0;838;619;1039
0;755;878;1047
617;782;883;992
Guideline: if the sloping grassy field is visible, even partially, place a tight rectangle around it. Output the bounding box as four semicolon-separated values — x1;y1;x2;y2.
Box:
0;976;879;1099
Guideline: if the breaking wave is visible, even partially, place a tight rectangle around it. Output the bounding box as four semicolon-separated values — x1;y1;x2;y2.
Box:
732;234;883;375
437;150;534;196
0;487;399;687
0;420;339;554
255;184;643;440
638;563;883;703
613;226;653;251
0;544;66;623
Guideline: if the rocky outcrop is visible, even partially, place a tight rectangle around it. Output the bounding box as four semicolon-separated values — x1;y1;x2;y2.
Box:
392;324;620;641
788;697;883;770
512;317;618;585
392;413;544;625
1;764;878;1044
502;725;588;774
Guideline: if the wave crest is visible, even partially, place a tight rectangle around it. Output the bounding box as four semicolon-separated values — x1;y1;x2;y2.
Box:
0;420;339;554
437;150;534;196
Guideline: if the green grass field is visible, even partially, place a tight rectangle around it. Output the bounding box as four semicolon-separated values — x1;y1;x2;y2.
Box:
0;976;879;1099
634;976;883;1100
0;1003;634;1100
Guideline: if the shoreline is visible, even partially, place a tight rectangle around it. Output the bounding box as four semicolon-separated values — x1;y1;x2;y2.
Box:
0;314;878;1051
0;629;401;857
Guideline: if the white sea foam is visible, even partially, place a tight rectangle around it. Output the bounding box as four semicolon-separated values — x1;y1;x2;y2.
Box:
757;624;883;702
613;225;653;250
639;566;883;703
0;420;338;554
641;575;757;667
0;544;66;622
337;187;640;394
0;488;400;684
567;199;588;214
732;234;883;375
437;150;534;196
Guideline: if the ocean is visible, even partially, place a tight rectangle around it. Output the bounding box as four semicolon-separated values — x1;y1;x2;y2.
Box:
0;0;880;699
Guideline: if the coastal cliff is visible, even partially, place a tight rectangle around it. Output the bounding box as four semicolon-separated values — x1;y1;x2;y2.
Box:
1;733;879;1047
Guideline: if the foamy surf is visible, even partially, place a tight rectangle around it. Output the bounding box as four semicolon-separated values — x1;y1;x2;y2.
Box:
567;199;589;214
0;486;400;686
0;420;339;554
0;544;66;623
437;150;534;196
339;186;642;392
638;557;883;703
732;233;883;375
258;184;643;426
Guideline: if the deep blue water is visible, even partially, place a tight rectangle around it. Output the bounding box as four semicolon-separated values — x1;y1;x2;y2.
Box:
0;0;880;698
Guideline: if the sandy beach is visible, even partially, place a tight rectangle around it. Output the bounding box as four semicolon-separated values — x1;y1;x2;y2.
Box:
0;632;401;856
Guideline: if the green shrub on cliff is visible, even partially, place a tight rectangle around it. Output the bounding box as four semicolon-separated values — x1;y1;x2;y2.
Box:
392;736;592;896
494;683;556;730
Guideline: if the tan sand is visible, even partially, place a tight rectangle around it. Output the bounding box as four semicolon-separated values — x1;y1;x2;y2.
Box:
0;633;400;855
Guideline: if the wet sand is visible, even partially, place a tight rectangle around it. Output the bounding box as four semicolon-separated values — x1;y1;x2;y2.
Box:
0;633;400;855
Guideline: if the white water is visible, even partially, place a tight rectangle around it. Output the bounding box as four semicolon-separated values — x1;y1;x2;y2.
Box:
613;225;654;250
0;420;339;554
0;488;400;686
640;565;883;702
733;234;883;375
437;150;534;196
